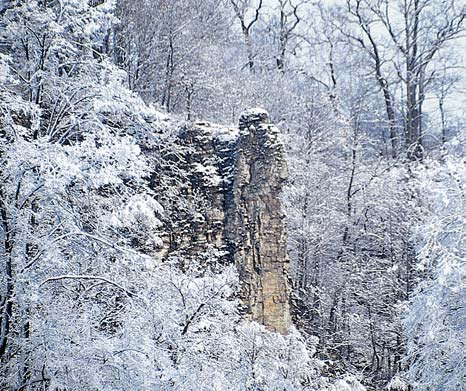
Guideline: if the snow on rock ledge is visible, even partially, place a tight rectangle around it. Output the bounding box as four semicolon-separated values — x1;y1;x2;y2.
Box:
238;107;271;129
159;109;291;334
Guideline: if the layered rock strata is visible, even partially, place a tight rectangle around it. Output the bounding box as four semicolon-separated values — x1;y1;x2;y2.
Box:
226;108;291;334
162;109;291;334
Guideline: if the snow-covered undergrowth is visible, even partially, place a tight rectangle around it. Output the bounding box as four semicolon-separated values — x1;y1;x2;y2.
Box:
403;154;465;391
0;1;369;390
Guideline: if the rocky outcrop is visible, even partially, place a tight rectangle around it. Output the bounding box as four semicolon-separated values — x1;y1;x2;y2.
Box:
226;108;291;334
161;109;291;334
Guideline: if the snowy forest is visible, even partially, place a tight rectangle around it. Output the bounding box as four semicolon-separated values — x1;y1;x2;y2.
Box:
0;0;464;390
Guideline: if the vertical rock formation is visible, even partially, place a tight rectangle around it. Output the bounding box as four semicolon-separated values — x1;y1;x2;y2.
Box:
160;108;291;334
226;108;291;334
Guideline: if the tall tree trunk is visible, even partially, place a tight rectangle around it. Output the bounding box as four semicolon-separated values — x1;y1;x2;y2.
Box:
380;82;398;158
405;0;423;160
243;29;255;71
0;197;13;359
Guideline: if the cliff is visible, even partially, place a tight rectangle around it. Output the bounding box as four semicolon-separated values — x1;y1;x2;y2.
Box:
161;108;291;334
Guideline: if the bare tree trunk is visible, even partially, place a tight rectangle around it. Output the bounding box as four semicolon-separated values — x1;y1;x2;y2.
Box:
346;2;399;158
243;29;255;71
275;0;300;72
229;0;263;72
439;95;447;145
0;196;13;359
405;0;423;160
381;83;398;158
161;34;175;112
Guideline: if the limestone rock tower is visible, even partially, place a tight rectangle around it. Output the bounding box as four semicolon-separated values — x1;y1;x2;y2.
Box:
226;108;291;334
162;108;292;334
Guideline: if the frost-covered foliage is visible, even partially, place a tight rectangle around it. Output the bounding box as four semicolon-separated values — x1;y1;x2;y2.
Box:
1;0;463;390
403;151;465;391
0;1;329;390
283;95;424;388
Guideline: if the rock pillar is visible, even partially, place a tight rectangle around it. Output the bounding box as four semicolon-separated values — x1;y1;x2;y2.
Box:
227;108;291;334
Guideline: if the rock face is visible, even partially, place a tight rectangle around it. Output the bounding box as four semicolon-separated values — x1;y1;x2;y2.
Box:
162;108;291;334
225;108;291;334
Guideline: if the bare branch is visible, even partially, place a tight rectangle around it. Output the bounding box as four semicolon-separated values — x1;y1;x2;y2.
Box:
40;275;136;298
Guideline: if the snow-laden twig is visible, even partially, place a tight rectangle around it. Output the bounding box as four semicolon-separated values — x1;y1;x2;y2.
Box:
39;275;136;298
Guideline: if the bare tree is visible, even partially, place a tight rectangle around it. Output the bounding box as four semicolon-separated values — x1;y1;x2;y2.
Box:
343;0;465;160
229;0;263;71
274;0;301;72
338;0;400;158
